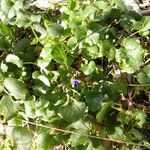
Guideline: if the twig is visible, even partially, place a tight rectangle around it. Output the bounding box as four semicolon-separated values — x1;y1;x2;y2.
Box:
14;118;150;148
144;58;150;65
31;26;39;42
126;83;150;87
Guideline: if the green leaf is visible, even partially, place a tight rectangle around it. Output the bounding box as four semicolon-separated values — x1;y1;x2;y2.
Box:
39;45;52;59
134;16;150;32
8;126;33;150
8;6;16;19
96;102;113;122
94;1;111;12
13;38;30;56
85;92;103;112
109;126;126;140
59;103;84;123
51;44;67;65
68;0;78;10
37;45;52;68
75;25;87;41
37;75;50;87
0;22;12;37
98;41;115;59
32;24;46;39
132;109;146;128
5;54;23;68
37;59;51;69
113;81;127;94
0;39;9;51
14;0;24;10
67;37;77;47
116;38;145;73
130;128;143;141
25;100;36;119
1;0;13;14
30;14;41;23
137;65;150;84
70;133;91;147
112;0;127;10
35;131;56;149
4;78;28;100
137;72;150;84
81;6;96;20
81;61;96;75
118;111;131;125
16;10;30;28
13;38;36;62
0;96;20;120
95;145;106;150
32;71;50;87
47;23;64;37
86;45;99;59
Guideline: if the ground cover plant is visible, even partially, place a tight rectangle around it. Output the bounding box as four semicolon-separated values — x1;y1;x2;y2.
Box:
0;0;150;149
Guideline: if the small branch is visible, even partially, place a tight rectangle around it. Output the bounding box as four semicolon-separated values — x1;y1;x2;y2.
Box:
126;83;150;87
31;26;39;42
14;118;149;148
144;58;150;65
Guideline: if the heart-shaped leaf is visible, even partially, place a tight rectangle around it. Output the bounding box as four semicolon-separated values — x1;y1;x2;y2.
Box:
59;102;84;123
4;78;28;100
0;96;20;120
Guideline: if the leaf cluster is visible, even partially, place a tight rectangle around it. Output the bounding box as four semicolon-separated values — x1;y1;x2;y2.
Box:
0;0;149;149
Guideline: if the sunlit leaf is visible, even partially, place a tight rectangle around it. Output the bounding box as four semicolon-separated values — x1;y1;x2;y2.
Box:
68;0;78;10
4;78;28;100
8;126;33;150
32;71;50;87
35;130;56;149
0;96;20;120
81;6;96;20
0;0;13;13
134;16;150;32
51;44;67;65
6;54;23;68
25;100;36;119
109;126;126;140
116;38;145;73
0;22;12;37
132;109;146;128
67;37;77;47
75;25;87;40
81;61;96;75
15;10;30;28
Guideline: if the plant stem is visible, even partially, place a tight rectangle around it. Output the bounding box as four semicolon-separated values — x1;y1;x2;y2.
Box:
31;26;39;42
126;83;150;87
14;118;149;148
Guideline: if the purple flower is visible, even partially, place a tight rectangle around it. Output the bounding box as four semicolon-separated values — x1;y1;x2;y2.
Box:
71;79;80;88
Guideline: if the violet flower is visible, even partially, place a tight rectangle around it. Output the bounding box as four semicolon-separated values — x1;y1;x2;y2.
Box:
71;79;80;88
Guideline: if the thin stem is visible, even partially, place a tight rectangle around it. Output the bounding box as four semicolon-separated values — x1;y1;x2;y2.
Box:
130;28;147;37
144;58;150;65
126;83;150;87
14;118;149;148
31;26;39;42
23;62;37;65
